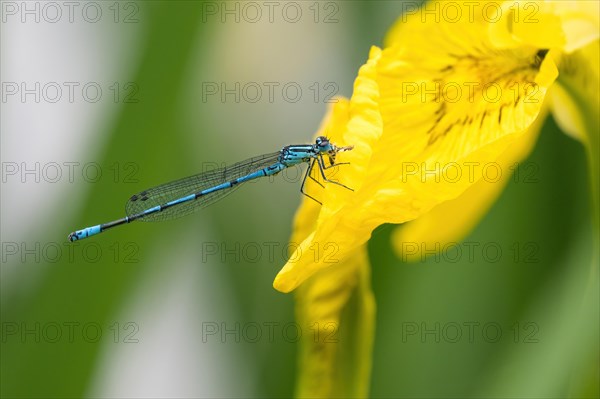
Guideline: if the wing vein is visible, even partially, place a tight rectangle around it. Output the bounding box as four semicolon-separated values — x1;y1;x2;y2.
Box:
125;151;282;222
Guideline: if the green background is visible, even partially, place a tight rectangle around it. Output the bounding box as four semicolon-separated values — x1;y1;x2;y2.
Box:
1;1;597;397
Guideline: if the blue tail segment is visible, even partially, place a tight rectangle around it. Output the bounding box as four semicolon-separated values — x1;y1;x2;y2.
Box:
67;136;354;242
68;225;102;241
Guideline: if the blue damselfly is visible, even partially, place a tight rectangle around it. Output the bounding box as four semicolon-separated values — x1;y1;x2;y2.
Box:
68;136;353;241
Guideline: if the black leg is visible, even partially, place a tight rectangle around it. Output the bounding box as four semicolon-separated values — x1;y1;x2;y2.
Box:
322;154;350;170
300;160;323;205
322;162;351;170
309;172;324;187
316;155;354;191
308;159;325;188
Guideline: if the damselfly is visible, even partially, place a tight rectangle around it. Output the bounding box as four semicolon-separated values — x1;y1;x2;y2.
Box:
67;136;354;241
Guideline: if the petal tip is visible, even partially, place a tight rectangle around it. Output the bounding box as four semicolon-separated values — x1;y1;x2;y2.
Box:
273;273;295;293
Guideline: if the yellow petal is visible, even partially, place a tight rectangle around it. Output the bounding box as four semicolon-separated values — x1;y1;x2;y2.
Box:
388;1;599;53
392;106;548;261
550;40;599;143
488;1;599;52
274;47;383;293
275;3;559;292
488;1;566;50
370;6;558;220
295;245;375;398
284;101;375;397
551;40;600;238
541;1;599;53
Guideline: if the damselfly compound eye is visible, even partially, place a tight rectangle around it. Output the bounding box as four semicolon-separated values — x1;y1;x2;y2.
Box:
316;136;329;147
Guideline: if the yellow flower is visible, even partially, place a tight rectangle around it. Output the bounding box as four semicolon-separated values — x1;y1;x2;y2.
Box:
275;0;567;293
279;1;598;397
390;0;599;261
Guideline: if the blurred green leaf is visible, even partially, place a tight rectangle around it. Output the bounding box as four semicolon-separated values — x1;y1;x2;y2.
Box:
1;2;206;397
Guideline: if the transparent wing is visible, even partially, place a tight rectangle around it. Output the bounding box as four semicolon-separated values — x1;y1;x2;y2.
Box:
126;152;281;222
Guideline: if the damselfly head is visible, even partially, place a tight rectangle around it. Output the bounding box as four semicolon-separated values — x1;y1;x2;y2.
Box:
316;136;353;154
315;136;331;149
